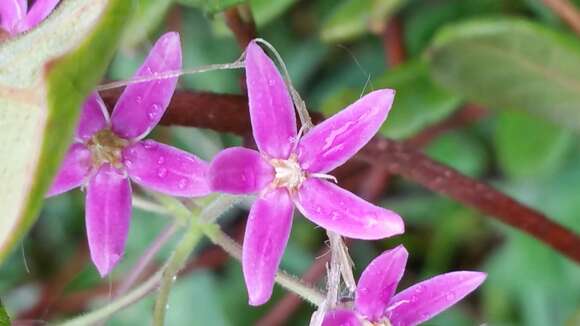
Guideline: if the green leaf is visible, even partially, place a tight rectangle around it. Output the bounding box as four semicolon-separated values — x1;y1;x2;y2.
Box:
321;60;461;139
177;0;244;14
122;0;173;50
425;131;488;177
427;18;580;130
0;0;132;264
0;299;9;326
494;111;572;178
250;0;297;27
320;0;406;42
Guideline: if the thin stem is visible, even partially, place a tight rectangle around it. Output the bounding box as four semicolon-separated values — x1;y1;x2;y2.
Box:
58;270;163;326
204;226;325;306
542;0;580;35
133;195;168;215
199;194;244;223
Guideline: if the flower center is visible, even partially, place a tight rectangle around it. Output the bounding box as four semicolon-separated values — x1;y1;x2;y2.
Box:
87;128;129;169
270;154;305;190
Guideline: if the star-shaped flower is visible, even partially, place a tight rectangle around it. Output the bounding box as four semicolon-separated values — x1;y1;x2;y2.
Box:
207;40;404;305
0;0;60;35
47;32;210;276
322;245;486;326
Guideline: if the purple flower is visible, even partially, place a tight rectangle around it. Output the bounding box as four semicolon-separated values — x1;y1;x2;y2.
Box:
207;41;404;305
322;245;486;326
0;0;60;35
47;32;210;276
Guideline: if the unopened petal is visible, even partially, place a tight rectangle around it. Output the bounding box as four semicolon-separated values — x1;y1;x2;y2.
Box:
293;178;403;240
46;143;91;197
86;164;132;277
298;89;395;173
243;188;293;305
322;309;361;326
111;32;182;140
0;0;26;33
19;0;59;32
208;147;274;194
387;271;487;326
355;245;408;321
76;92;108;142
123;140;210;197
245;41;297;159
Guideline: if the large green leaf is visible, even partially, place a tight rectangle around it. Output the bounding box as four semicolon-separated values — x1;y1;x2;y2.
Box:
122;0;173;50
320;0;406;42
0;0;132;264
321;60;461;139
494;111;573;179
427;18;580;130
0;299;9;326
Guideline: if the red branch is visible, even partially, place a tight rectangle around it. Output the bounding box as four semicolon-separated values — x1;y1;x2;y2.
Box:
101;89;580;263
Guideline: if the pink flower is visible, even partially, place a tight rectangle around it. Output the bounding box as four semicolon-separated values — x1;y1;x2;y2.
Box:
0;0;60;35
47;32;210;276
322;246;486;326
207;40;404;305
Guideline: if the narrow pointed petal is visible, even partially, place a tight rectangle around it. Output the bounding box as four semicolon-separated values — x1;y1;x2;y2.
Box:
123;140;210;197
111;32;182;140
86;164;132;277
245;41;297;159
322;309;361;326
294;178;404;240
19;0;60;32
46;143;91;197
243;189;293;305
355;245;408;321
208;147;274;194
76;92;109;141
387;271;487;326
297;89;395;173
0;0;27;33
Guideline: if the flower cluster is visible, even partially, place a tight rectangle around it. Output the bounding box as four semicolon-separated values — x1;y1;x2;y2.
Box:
0;0;60;36
47;33;485;322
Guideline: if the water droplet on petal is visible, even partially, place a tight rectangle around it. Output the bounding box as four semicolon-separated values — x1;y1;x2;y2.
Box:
157;167;167;178
136;96;143;104
268;79;275;86
178;178;188;190
124;159;133;167
157;156;165;165
445;292;456;301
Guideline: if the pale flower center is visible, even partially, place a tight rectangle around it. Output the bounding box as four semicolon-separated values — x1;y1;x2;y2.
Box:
270;154;305;190
87;129;129;169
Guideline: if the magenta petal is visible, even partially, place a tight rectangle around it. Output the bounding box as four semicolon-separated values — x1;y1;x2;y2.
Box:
76;92;109;141
355;245;408;321
293;178;404;240
0;0;27;33
123;140;210;197
297;89;395;173
387;271;487;326
86;164;132;277
245;41;297;159
208;147;274;194
111;32;182;140
19;0;59;32
46;143;91;197
322;309;361;326
243;188;293;305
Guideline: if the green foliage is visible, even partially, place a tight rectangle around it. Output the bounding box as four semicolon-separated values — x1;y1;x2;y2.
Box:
494;111;573;179
122;0;174;50
0;299;9;326
426;131;488;177
176;0;244;14
0;0;132;264
428;18;580;130
322;60;460;139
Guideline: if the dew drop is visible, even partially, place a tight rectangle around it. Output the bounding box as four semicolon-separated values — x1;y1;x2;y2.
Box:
445;292;456;301
135;96;143;103
124;159;133;167
157;156;165;165
157;167;167;178
268;79;275;86
178;178;188;189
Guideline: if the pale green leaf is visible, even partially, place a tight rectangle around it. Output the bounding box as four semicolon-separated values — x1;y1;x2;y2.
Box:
0;0;132;263
0;299;9;326
122;0;174;50
250;0;296;26
428;18;580;130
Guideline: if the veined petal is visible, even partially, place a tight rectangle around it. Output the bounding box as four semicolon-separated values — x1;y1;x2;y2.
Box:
387;271;487;326
86;164;132;277
0;0;27;33
46;143;91;197
355;245;408;321
76;92;109;142
245;41;297;159
322;309;361;326
123;140;210;197
18;0;60;32
293;178;403;240
111;32;182;140
297;89;395;173
208;147;274;194
243;188;293;305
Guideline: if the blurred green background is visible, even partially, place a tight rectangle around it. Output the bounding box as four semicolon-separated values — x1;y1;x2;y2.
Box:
2;0;580;325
